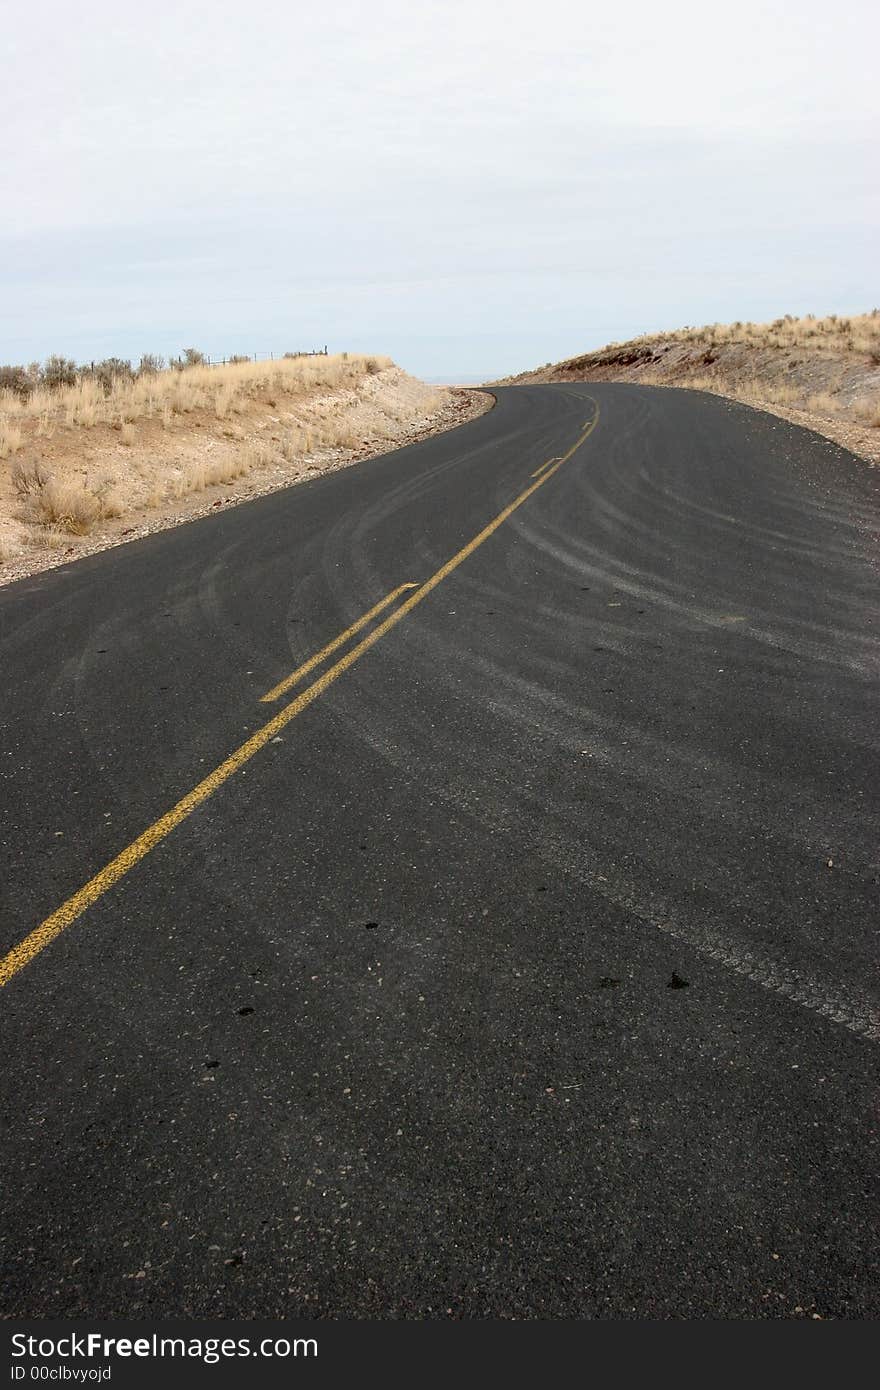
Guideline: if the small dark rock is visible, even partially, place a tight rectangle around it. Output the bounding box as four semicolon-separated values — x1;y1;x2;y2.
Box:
598;976;620;988
668;972;689;989
364;921;379;929
204;1058;220;1068
237;1006;254;1016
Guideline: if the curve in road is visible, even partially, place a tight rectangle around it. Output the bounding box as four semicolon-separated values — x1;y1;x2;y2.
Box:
1;383;877;1317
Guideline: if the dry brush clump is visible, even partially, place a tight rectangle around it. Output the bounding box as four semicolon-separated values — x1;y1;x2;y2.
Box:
11;460;122;535
0;419;23;459
853;397;880;428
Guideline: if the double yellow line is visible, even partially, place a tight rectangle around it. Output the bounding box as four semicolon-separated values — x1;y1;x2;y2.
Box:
0;402;599;988
260;584;419;704
531;457;559;479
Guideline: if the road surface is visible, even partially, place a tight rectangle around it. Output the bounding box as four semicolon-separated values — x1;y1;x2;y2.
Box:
1;383;878;1317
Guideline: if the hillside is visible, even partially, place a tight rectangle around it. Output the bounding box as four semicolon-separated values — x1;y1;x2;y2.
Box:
0;353;488;583
504;313;880;464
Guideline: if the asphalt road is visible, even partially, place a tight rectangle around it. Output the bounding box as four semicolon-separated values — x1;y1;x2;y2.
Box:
1;383;878;1319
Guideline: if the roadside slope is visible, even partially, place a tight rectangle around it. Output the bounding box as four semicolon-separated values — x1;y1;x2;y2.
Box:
0;354;490;583
503;312;880;465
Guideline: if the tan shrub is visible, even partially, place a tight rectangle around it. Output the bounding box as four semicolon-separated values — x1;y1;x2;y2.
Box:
0;418;23;458
241;443;271;471
805;392;841;415
64;379;104;427
14;462;123;534
92;478;124;518
28;480;101;534
214;385;237;419
853;397;880;427
279;431;300;461
185;463;208;493
11;459;50;498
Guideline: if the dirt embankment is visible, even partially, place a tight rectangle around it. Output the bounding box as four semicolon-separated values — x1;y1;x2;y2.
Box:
0;355;492;586
503;312;880;465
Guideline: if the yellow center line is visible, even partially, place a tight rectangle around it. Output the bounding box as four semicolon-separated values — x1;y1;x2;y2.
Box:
530;457;559;479
0;400;600;989
261;583;419;703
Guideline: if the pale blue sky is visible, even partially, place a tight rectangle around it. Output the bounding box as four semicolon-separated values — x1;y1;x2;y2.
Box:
3;0;877;381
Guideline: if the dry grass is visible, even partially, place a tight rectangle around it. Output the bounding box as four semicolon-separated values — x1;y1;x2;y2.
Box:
633;311;880;357
11;459;51;498
186;451;262;496
0;381;487;583
1;359;453;563
28;526;70;552
25;480;101;534
0;353;393;438
805;392;842;415
279;429;305;461
693;376;876;430
64;379;104;427
12;460;123;534
151;447;269;505
0;419;22;459
853;397;880;428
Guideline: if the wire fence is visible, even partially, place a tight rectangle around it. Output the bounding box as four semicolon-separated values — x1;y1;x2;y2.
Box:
0;349;334;399
201;347;329;368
